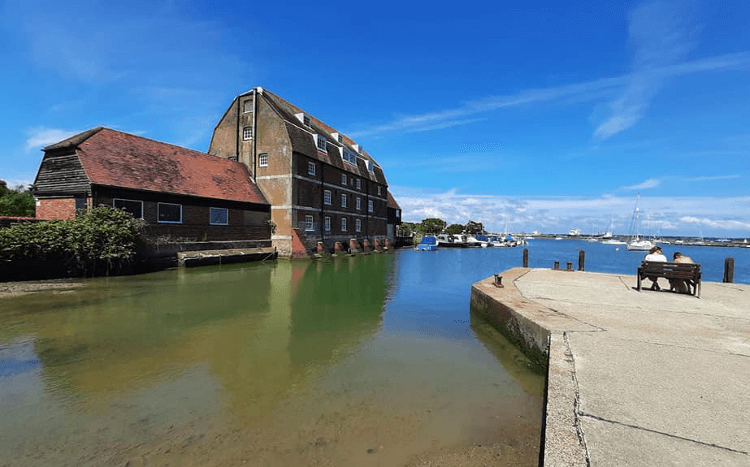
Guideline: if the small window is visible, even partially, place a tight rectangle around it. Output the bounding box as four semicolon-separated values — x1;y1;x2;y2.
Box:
316;135;327;152
324;216;331;231
396;209;401;218
243;99;253;113
210;207;228;225
368;200;374;212
342;174;347;186
341;217;347;232
258;153;268;167
356;179;361;190
356;197;361;210
341;193;347;208
243;127;252;140
113;199;143;219
158;203;182;223
324;190;332;205
305;215;314;231
303;115;311;127
377;186;382;196
337;134;343;143
308;161;316;176
355;219;362;232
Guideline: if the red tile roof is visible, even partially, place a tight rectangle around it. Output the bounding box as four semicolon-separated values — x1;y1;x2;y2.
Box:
63;128;268;205
387;191;401;210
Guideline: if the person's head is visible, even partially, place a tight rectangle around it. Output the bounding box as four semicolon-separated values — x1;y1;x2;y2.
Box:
649;246;662;254
673;252;683;260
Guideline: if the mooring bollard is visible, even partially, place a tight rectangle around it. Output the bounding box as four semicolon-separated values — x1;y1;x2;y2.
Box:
523;248;529;268
566;262;573;271
493;274;504;287
724;257;735;283
554;261;560;270
579;250;585;271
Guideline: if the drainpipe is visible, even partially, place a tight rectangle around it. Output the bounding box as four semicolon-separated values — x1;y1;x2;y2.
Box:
252;88;258;183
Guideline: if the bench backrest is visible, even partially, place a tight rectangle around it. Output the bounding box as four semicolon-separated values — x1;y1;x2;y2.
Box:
640;261;701;277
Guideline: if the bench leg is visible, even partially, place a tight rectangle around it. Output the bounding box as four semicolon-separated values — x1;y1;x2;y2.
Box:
637;274;642;291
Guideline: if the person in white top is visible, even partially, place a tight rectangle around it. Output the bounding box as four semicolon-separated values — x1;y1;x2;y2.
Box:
644;245;667;290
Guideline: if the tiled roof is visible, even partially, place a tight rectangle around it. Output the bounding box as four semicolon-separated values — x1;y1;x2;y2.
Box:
387;191;401;210
65;128;268;205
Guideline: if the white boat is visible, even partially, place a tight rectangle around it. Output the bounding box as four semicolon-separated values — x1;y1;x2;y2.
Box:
626;195;654;251
602;239;626;245
569;228;581;236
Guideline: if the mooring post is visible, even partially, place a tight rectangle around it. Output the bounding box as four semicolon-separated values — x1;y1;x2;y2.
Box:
523;248;529;268
566;262;573;271
579;250;585;271
554;261;560;270
723;257;735;283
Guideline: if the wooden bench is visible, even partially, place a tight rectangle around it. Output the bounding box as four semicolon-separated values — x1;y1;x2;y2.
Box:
637;261;702;298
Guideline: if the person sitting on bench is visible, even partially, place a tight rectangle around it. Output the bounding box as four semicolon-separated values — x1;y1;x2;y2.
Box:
670;251;694;293
644;245;667;290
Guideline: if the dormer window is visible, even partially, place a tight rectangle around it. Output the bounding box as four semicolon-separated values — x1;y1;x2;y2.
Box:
352;144;362;154
315;135;327;152
366;160;374;172
342;148;357;165
296;112;311;127
332;132;344;143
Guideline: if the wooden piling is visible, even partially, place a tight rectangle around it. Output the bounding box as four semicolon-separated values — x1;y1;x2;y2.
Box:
523;248;529;268
723;257;734;283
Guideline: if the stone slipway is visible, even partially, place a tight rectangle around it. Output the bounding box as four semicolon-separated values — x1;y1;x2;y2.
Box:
470;267;750;466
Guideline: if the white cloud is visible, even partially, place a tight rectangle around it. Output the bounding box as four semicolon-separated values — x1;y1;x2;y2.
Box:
25;127;81;152
622;178;662;190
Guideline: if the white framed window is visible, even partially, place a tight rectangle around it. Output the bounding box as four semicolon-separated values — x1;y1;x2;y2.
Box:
296;112;311;127
324;189;332;205
368;200;374;212
324;216;331;231
355;218;362;232
316;135;327;152
396;209;401;218
308;161;316;176
342;173;347;185
158;203;182;223
210;207;229;225
341;193;347;208
341;217;347;232
258;153;268;167
305;215;314;231
377;186;382;196
356;179;361;190
243;127;252;140
356;197;361;210
113;199;143;219
342;148;357;165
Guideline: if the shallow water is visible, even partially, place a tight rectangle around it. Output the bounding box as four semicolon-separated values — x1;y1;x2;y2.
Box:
0;250;545;466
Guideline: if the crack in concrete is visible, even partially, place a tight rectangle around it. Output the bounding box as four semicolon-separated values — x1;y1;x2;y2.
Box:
565;331;592;467
577;412;750;456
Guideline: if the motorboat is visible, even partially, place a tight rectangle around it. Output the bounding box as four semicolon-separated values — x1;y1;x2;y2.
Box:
415;235;438;251
436;234;466;248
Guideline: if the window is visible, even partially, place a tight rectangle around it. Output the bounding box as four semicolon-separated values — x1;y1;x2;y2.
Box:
305;215;314;231
243;99;253;113
258;153;268;167
337;134;343;143
210;207;229;225
324;190;332;205
158;203;182;223
342;148;357;165
342;174;347;185
377;186;382;196
243;126;252;140
324;216;331;231
355;219;362;232
341;217;347;232
356;179;361;190
316;135;327;152
296;112;311;127
396;209;401;218
341;193;347;208
368;200;374;212
356;197;361;210
308;161;316;176
113;199;143;219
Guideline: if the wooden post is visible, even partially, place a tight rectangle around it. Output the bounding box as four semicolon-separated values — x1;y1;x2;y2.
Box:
566;262;573;271
723;257;734;283
523;248;529;268
578;250;585;271
554;261;560;270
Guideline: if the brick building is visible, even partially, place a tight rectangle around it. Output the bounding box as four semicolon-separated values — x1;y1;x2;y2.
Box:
33;128;271;243
209;87;400;257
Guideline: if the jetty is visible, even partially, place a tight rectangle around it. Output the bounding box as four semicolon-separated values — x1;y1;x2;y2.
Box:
471;268;750;466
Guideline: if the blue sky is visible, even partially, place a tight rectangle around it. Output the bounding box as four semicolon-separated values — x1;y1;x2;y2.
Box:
1;0;749;238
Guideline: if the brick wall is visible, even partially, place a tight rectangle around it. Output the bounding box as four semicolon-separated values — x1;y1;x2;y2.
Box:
36;198;77;220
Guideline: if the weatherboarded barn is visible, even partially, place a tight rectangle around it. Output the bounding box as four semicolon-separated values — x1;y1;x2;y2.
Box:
33;127;271;242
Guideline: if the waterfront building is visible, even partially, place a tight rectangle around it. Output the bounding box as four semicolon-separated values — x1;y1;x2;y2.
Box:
208;87;400;257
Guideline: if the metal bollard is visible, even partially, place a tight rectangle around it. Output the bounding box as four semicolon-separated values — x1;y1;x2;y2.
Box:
554;261;560;270
566;262;573;271
493;274;504;288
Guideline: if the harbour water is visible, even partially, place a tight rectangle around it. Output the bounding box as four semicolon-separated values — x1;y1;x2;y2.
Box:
1;239;746;466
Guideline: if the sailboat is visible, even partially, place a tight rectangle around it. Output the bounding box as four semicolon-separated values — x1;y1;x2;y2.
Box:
626;195;654;251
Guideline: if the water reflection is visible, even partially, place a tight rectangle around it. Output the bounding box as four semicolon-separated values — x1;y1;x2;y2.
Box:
0;251;543;466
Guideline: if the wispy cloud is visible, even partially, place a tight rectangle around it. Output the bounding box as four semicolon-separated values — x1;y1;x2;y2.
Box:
350;50;750;138
622;178;662;190
25;127;82;152
684;175;740;182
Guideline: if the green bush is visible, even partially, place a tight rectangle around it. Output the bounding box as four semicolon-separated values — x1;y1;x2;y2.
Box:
0;206;144;276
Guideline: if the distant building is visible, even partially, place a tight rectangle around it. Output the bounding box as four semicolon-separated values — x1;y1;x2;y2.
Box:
209;87;400;257
32;127;271;243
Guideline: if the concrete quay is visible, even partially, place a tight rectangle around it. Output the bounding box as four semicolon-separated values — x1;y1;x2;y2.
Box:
471;268;750;466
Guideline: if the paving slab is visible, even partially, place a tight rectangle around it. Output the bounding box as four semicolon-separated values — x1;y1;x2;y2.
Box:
470;268;750;466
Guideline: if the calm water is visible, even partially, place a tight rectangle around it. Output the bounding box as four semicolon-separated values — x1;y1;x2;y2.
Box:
0;250;545;467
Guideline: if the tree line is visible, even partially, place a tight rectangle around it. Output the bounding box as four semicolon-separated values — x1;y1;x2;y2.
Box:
0;180;35;217
399;218;486;237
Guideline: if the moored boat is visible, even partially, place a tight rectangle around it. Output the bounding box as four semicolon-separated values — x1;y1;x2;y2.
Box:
415;235;438;251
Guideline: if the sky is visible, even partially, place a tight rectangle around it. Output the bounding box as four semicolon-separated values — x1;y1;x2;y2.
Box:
1;0;749;238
